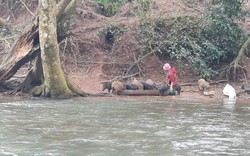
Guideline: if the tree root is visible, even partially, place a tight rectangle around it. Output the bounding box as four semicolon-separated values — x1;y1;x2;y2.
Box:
10;69;33;94
64;74;87;97
32;83;72;99
227;61;246;81
31;75;87;98
227;36;250;81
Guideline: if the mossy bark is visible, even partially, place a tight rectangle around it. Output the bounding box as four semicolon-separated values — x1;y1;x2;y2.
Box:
0;0;75;85
38;0;71;98
0;0;87;98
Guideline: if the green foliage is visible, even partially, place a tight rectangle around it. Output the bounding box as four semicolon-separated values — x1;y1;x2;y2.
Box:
202;0;248;61
96;0;131;17
96;0;153;17
131;0;154;18
137;0;249;79
135;0;154;11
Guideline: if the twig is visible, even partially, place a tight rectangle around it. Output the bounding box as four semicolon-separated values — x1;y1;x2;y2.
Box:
208;80;228;85
0;36;16;41
62;37;68;70
85;66;91;74
12;75;26;78
20;0;35;17
133;52;143;77
153;51;163;65
68;37;77;68
125;51;154;76
77;60;131;65
110;73;140;82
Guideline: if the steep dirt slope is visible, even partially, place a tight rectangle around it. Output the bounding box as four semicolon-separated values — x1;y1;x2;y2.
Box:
66;0;201;93
0;0;249;96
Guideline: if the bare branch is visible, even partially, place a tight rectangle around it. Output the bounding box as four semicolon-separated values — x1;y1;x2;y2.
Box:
19;0;35;17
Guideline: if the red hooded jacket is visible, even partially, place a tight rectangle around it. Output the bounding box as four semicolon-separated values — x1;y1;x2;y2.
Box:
166;67;178;86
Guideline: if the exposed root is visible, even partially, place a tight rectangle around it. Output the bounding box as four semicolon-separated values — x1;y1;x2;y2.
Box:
227;62;246;81
227;36;250;81
10;69;33;94
65;74;87;97
32;85;43;97
32;84;72;99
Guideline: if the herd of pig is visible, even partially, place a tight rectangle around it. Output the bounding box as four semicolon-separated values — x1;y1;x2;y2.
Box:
100;77;181;96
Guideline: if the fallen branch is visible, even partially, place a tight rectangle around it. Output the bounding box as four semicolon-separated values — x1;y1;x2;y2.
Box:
125;51;154;76
12;75;26;78
77;61;131;65
208;80;228;85
85;92;113;97
110;72;140;82
180;79;228;86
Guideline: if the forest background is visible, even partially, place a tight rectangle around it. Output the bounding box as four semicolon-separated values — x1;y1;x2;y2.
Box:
0;0;250;98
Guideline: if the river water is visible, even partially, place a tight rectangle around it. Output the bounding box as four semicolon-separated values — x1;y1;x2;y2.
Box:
0;96;249;156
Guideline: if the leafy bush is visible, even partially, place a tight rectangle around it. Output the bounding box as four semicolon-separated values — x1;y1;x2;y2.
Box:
137;0;249;79
96;0;131;17
96;0;153;17
202;0;248;61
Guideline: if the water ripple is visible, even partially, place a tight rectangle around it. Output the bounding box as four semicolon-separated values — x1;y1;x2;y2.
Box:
0;98;249;155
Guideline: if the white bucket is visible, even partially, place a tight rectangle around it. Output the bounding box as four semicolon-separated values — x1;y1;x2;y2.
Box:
223;84;236;99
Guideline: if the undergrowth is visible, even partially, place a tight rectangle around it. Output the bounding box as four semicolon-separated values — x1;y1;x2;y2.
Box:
137;0;249;79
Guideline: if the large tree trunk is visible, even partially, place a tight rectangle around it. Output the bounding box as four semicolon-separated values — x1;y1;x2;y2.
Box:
0;0;88;98
0;0;75;85
36;0;71;98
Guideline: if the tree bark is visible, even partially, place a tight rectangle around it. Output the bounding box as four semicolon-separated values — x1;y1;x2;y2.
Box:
12;54;43;93
0;0;76;85
38;0;72;98
0;0;88;98
0;25;39;84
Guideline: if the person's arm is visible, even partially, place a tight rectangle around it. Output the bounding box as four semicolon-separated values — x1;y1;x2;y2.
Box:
170;81;174;91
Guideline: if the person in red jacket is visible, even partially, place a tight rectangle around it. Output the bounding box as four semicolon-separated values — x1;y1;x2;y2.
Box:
163;63;179;95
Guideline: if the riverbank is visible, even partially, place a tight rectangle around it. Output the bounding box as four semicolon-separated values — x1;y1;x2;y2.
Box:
1;0;250;103
68;72;249;99
0;73;249;104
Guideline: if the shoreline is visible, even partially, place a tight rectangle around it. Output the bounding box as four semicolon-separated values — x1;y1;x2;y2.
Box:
0;88;249;104
0;76;249;103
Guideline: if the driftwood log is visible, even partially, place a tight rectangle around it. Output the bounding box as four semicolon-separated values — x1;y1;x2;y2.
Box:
118;90;161;96
179;80;228;86
0;25;39;85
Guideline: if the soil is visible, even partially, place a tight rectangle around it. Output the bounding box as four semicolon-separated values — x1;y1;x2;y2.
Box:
65;1;250;100
0;0;250;101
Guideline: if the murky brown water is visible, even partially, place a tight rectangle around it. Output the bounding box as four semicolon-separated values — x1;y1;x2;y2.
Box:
0;97;249;155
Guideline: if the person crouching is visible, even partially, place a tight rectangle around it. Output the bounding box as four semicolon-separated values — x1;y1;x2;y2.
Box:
162;63;180;95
